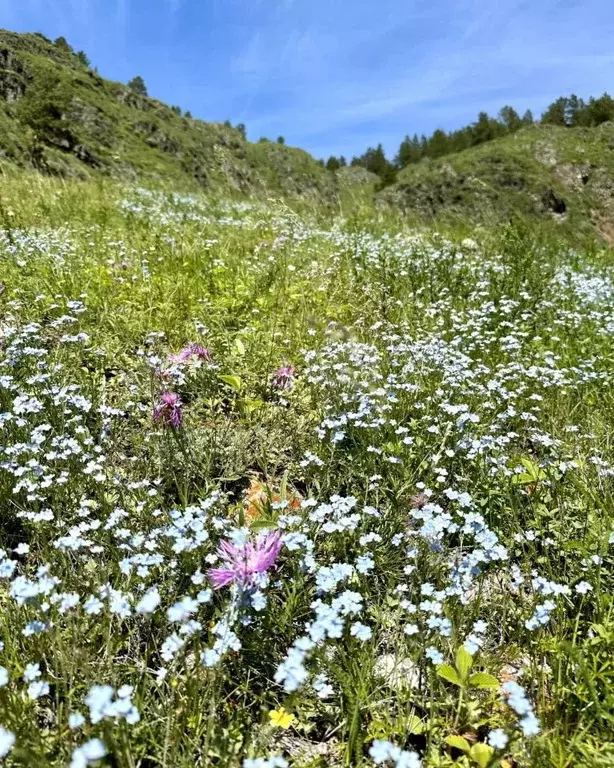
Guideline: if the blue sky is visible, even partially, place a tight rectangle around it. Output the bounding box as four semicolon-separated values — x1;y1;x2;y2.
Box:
0;0;612;159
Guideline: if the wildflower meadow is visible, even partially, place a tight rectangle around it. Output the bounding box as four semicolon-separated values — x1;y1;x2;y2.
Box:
1;173;614;767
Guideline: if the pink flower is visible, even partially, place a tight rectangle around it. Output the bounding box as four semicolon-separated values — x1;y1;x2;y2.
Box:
153;391;183;428
168;343;210;365
208;531;283;589
270;365;295;390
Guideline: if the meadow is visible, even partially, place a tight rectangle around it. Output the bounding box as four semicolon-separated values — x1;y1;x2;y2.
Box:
1;169;614;767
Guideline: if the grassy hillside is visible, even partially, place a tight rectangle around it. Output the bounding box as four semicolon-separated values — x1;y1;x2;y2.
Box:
0;29;337;203
379;123;614;241
2;28;614;240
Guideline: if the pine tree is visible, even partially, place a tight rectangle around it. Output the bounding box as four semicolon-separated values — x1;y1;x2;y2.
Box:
448;126;474;153
565;95;586;126
426;129;450;158
499;106;522;133
585;93;614;126
541;97;567;126
473;112;502;144
128;76;148;97
522;109;534;125
353;144;396;185
395;134;423;167
54;36;72;53
276;136;285;144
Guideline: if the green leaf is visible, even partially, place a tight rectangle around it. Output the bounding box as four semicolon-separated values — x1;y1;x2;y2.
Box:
237;398;264;416
455;647;473;682
436;664;462;686
467;672;499;689
470;742;494;768
407;715;424;735
219;374;243;392
445;735;471;753
234;338;245;356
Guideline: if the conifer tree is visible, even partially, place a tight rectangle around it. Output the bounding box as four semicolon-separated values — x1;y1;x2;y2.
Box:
128;76;148;97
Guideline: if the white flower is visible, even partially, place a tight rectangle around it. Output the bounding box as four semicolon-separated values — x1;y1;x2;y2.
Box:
23;662;41;682
70;738;107;768
28;680;50;700
84;595;104;615
0;726;15;758
488;729;508;749
135;587;161;615
68;712;86;729
350;622;372;641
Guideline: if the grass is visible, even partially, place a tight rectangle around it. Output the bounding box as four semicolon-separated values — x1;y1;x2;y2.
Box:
0;170;614;768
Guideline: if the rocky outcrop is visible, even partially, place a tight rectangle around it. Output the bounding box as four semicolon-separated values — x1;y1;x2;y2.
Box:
68;98;113;147
0;49;29;102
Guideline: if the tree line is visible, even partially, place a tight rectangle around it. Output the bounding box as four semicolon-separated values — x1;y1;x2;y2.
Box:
323;92;614;185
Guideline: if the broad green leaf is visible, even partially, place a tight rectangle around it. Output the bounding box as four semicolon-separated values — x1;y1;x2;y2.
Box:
436;664;462;687
445;735;471;753
455;647;473;682
238;398;264;415
468;672;499;689
470;742;494;768
511;473;533;486
234;338;245;356
519;457;546;481
407;716;424;735
219;374;243;392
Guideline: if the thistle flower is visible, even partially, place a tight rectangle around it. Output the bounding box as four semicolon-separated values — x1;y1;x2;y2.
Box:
168;343;210;365
208;531;283;589
153;391;183;428
270;365;294;390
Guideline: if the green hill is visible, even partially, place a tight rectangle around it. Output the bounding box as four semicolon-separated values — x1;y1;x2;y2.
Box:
0;29;337;202
378;122;614;241
2;28;614;240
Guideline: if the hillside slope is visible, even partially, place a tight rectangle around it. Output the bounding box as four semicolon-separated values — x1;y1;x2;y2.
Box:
0;29;337;202
379;123;614;240
2;28;614;239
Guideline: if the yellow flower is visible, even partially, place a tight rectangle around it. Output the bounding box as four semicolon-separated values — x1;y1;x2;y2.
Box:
268;707;295;729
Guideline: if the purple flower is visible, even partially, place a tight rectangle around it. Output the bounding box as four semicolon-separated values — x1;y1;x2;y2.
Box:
153;392;183;428
168;343;210;365
208;531;283;589
271;365;295;390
